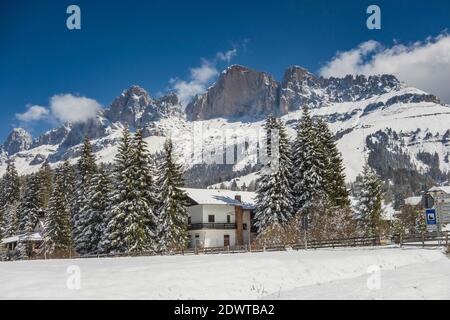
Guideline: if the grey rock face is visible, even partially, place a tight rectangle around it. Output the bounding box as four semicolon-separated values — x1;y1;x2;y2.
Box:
60;116;109;149
186;65;280;120
104;85;183;127
3;128;33;155
186;65;409;120
280;66;327;112
32;123;72;148
141;92;184;124
321;74;401;102
29;154;46;165
104;85;154;127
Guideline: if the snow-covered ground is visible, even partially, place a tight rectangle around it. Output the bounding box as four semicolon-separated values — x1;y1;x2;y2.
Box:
0;247;449;300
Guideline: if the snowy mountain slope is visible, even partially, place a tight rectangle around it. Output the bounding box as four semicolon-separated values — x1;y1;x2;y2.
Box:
1;65;449;184
203;85;450;182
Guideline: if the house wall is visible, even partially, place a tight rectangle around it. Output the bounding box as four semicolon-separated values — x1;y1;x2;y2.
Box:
188;230;236;248
201;204;236;223
188;204;236;223
189;205;204;223
186;205;253;248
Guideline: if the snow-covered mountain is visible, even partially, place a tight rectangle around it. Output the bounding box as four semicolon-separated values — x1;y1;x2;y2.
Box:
1;65;450;186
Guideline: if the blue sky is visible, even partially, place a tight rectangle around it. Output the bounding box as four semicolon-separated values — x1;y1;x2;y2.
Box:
1;0;450;141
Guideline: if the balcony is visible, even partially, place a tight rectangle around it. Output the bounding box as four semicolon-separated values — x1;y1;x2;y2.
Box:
188;223;237;230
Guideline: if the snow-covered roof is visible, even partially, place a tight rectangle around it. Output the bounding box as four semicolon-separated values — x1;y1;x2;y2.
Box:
404;196;422;206
182;188;256;210
1;232;43;245
428;186;450;194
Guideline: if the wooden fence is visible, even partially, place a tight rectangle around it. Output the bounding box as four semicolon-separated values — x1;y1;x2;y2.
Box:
80;236;379;259
3;233;447;261
398;230;449;248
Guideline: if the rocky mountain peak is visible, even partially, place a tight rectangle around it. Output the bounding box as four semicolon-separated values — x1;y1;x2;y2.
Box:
186;65;280;120
158;92;179;106
104;85;154;126
3;128;33;155
280;66;325;112
282;66;316;84
32;123;72;148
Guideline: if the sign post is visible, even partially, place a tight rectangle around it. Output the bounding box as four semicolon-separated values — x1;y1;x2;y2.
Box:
425;208;438;234
425;208;437;225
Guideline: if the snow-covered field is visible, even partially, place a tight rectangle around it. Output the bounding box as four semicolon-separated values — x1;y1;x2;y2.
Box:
0;247;449;300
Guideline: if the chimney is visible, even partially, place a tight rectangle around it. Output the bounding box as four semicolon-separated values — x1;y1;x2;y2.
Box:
235;195;244;246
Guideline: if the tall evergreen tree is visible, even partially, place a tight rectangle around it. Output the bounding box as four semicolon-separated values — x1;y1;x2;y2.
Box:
291;106;324;215
315;119;350;208
102;126;154;254
60;159;76;204
1;204;19;239
0;161;21;239
254;115;294;233
18;173;42;234
81;165;109;254
356;163;384;238
132;129;158;248
43;167;72;255
37;160;53;209
157;138;189;252
72;137;99;254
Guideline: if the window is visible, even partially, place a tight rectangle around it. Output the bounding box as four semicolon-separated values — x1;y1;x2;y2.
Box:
195;234;200;239
208;215;215;223
227;215;231;223
188;216;191;224
243;223;248;230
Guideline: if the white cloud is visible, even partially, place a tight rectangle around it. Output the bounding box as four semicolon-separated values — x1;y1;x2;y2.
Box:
16;105;50;122
190;59;219;84
16;94;102;124
171;60;219;106
50;94;101;123
319;34;450;103
216;48;237;63
171;47;239;106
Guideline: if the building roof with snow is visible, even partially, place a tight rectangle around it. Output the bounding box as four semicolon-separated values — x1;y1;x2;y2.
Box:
1;232;43;245
404;196;422;206
428;186;450;194
182;188;256;210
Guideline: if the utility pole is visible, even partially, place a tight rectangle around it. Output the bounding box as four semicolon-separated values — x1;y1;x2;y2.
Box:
435;195;444;246
303;213;308;250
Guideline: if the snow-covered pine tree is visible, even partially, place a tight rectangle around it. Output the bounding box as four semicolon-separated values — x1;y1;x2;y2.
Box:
291;105;324;215
103;126;153;254
355;163;384;238
60;159;76;205
315;119;350;208
18;173;42;235
72;137;99;255
131;129;158;250
156;138;189;252
254;115;294;234
37;160;53;209
0;161;21;239
81;165;109;254
1;204;19;239
43;166;72;256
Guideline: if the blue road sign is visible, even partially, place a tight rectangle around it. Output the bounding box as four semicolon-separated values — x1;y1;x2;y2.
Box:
425;209;437;225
